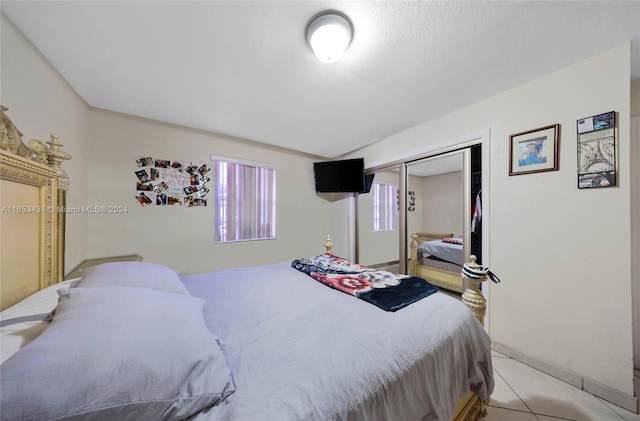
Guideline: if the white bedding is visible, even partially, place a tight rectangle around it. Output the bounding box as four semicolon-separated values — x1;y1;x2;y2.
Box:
418;239;464;265
182;261;493;421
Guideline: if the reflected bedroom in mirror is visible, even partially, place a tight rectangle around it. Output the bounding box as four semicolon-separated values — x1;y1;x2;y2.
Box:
356;168;400;273
357;144;481;295
407;144;482;294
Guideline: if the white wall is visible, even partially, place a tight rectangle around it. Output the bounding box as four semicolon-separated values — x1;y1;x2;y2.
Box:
86;109;335;274
0;12;89;273
347;43;635;400
419;171;463;236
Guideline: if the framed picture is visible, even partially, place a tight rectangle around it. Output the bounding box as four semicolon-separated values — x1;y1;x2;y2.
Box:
576;111;616;189
509;124;560;176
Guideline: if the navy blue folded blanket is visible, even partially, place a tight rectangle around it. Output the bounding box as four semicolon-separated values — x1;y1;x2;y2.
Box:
291;254;438;312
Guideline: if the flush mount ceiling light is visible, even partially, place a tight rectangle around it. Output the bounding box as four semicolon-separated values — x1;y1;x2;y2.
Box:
306;11;353;63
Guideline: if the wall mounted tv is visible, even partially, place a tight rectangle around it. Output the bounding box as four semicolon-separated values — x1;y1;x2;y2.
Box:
313;158;366;193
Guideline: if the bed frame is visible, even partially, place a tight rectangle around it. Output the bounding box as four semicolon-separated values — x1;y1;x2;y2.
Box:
409;231;465;293
0;106;71;310
326;236;489;421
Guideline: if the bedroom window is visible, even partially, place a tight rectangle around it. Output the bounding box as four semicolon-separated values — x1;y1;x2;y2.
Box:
213;159;276;243
372;182;397;232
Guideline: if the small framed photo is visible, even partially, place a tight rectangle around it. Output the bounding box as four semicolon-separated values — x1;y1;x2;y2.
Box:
509;124;560;176
577;111;614;134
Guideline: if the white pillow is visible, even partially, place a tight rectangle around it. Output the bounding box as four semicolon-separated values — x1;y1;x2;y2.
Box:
78;261;189;295
1;286;234;420
0;278;81;364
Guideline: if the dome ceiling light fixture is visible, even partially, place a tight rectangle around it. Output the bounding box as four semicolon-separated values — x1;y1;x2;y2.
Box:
306;11;353;63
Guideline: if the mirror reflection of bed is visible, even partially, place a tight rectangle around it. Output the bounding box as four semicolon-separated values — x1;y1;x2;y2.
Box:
407;151;466;292
406;145;482;293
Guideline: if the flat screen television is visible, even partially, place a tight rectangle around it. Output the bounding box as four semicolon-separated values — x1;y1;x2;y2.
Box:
313;158;365;193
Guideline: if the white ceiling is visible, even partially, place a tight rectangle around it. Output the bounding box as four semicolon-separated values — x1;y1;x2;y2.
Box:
2;1;639;158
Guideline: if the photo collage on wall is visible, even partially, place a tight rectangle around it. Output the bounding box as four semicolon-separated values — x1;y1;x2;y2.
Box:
134;156;210;207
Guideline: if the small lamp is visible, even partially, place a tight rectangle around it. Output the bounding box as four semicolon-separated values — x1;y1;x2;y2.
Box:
306;11;353;63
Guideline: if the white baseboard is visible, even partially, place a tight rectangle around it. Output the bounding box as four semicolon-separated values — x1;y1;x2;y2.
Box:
492;342;638;413
583;377;638;414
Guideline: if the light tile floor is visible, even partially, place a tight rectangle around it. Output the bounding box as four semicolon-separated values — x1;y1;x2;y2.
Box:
486;350;639;421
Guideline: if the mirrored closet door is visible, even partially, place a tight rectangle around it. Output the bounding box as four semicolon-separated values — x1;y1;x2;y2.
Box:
356;166;401;273
357;143;482;293
405;150;468;257
403;143;482;293
404;150;470;292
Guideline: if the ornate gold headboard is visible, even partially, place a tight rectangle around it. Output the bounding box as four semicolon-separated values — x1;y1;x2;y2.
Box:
0;106;71;310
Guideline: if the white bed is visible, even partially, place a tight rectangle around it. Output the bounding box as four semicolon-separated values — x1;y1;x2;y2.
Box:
0;254;493;421
183;261;493;421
